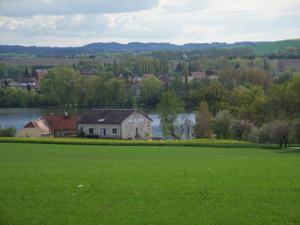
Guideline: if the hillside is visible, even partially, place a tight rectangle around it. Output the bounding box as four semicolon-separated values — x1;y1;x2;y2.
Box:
0;39;299;57
253;39;300;55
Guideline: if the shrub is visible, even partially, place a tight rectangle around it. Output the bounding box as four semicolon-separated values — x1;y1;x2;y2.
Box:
258;120;291;148
213;110;232;139
194;101;213;138
269;120;290;148
0;137;278;149
0;125;16;137
290;119;300;144
230;119;255;141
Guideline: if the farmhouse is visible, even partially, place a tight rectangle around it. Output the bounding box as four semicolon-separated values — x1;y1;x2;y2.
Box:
42;114;80;137
17;113;80;137
78;109;152;139
17;118;51;137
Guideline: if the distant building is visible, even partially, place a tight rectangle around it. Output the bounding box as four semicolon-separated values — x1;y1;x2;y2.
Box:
35;69;48;80
143;73;155;79
188;71;218;81
80;68;98;76
17;113;80;137
189;71;206;81
78;109;152;140
42;114;81;137
17;119;51;137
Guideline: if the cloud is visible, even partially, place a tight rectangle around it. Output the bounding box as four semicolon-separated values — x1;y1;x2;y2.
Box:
0;0;299;46
0;0;160;17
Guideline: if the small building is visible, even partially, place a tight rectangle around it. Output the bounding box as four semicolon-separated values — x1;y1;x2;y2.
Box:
17;119;51;137
35;69;48;80
78;109;152;140
188;71;218;81
17;113;80;137
41;114;81;137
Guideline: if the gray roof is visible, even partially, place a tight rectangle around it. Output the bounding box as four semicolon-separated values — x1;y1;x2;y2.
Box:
79;109;152;124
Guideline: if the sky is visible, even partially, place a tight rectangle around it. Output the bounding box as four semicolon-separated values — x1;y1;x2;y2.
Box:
0;0;299;46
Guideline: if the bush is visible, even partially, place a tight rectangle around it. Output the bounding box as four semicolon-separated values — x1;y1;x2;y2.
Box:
258;123;273;143
0;137;278;149
258;120;291;148
230;120;255;141
0;126;16;137
213;110;232;139
290;119;300;144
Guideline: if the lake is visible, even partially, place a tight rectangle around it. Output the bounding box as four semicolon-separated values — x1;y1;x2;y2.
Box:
0;108;195;138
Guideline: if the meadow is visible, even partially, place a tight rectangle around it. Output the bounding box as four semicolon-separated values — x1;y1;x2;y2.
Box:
1;143;300;225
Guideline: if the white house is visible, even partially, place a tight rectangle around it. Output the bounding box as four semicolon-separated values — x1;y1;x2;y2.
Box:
78;109;152;140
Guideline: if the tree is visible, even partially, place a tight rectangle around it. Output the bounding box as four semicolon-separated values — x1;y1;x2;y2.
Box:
0;125;16;137
40;66;82;111
230;119;255;141
107;78;128;107
157;91;184;140
213;110;233;139
139;76;163;107
183;63;189;101
287;73;300;117
290;119;300;144
194;101;213;138
269;120;291;148
201;81;228;117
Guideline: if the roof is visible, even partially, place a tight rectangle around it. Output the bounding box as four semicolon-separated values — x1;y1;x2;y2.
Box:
41;114;81;131
79;109;152;124
23;119;51;135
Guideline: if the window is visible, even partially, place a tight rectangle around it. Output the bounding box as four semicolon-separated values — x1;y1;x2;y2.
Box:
138;118;145;123
112;128;117;135
89;128;94;134
100;128;106;136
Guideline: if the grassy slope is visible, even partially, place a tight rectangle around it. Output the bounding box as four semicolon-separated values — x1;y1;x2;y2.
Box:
1;143;300;225
253;39;300;55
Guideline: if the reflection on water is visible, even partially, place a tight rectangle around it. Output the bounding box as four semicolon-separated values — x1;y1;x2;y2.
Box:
0;108;195;138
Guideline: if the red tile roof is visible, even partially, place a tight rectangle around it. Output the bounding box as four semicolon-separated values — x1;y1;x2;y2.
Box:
42;114;80;131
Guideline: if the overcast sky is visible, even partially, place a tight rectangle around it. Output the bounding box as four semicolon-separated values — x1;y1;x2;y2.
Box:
0;0;299;46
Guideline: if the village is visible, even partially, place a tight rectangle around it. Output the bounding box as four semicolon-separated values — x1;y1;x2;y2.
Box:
17;109;153;140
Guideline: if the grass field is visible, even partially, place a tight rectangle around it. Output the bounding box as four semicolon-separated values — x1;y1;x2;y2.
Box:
1;143;300;225
253;39;300;55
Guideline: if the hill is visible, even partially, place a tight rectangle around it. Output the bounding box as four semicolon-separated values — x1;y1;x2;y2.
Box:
0;39;299;57
253;39;300;55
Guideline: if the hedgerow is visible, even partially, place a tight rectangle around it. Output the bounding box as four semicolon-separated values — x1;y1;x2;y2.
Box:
0;137;278;149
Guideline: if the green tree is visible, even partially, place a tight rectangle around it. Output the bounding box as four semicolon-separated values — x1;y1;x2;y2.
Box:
213;110;233;139
287;73;300;117
40;66;81;111
183;63;189;101
194;101;213;138
140;76;163;107
230;119;255;141
201;81;228;117
157;91;184;139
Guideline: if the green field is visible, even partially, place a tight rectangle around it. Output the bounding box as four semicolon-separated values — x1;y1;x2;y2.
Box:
253;39;300;55
1;143;300;225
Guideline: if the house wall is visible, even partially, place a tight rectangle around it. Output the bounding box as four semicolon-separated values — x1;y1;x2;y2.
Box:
53;129;77;137
17;128;51;137
78;111;152;140
121;112;152;139
78;124;122;139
